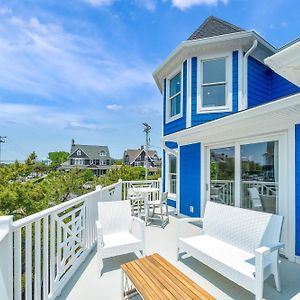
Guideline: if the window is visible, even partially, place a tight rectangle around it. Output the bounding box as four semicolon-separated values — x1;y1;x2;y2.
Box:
99;151;106;156
168;72;181;119
77;150;81;156
200;57;230;111
208;140;279;214
168;155;177;196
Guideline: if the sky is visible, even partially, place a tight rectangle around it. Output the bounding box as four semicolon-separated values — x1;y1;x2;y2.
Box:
0;0;299;161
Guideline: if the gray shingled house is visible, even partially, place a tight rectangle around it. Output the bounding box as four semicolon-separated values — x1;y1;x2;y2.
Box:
60;139;112;176
123;146;161;173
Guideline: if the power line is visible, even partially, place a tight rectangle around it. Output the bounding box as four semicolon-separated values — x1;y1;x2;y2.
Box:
0;136;7;164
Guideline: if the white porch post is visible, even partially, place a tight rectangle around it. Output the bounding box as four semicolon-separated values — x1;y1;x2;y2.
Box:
0;216;13;300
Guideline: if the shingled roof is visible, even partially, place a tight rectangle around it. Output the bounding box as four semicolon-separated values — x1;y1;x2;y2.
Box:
188;16;245;41
71;144;111;160
124;148;159;164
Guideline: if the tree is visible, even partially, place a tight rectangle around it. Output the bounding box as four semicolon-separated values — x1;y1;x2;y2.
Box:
48;151;69;166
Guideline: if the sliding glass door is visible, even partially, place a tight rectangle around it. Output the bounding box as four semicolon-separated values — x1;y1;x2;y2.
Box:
209;147;235;206
241;141;278;213
208;140;279;213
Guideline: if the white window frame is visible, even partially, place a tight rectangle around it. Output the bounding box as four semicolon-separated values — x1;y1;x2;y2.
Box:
166;66;183;123
77;150;81;156
197;52;232;114
166;153;177;199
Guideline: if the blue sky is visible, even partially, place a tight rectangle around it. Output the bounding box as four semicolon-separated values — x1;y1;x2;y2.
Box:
0;0;299;161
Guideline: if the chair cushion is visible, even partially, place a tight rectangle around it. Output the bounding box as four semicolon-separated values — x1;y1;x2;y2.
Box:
103;232;140;249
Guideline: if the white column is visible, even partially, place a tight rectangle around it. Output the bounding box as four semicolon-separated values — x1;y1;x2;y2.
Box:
0;216;13;300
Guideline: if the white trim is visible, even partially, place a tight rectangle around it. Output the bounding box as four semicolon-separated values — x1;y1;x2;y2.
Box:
287;125;296;261
165;66;183;124
197;52;233;114
200;143;206;217
296;256;300;264
176;146;181;215
186;58;192;128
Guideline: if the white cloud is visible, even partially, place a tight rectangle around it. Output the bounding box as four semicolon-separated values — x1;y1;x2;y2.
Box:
106;104;123;111
137;0;157;11
0;14;154;102
83;0;115;7
172;0;228;10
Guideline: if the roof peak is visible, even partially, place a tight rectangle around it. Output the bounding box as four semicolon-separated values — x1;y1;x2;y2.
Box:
188;16;245;41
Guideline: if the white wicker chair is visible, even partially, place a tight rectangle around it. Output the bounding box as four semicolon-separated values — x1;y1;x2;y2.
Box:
177;201;284;300
96;200;145;275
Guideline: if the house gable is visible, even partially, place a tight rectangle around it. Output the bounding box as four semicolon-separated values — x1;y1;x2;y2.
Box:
69;148;89;159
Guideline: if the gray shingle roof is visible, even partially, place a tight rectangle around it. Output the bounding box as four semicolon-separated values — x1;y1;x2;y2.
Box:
71;144;111;160
124;149;159;164
188;16;245;41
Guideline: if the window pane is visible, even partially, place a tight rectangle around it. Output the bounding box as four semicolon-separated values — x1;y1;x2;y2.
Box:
202;84;225;107
169;155;176;173
241;141;278;214
170;94;181;117
210;147;235;206
169;73;181;97
203;59;225;84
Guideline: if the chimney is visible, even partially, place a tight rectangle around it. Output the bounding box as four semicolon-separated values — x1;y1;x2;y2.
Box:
72;139;75;146
141;145;144;150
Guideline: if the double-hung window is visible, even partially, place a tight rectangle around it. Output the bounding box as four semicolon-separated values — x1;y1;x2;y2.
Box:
200;57;228;110
168;72;181;119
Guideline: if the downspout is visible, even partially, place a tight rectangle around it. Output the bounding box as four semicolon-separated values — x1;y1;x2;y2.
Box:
243;40;258;109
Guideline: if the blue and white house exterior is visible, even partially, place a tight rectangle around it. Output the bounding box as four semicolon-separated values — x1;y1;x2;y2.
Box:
153;17;300;263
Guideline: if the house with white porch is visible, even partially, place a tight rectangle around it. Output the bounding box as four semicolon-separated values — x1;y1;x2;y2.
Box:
153;16;300;263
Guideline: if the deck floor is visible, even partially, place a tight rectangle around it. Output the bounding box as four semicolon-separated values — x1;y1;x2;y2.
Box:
58;213;300;300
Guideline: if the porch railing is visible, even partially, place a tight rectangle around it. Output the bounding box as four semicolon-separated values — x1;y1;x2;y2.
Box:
210;180;277;208
0;179;160;300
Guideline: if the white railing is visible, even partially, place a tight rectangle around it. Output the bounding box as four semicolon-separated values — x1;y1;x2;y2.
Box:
210;180;277;208
0;179;160;300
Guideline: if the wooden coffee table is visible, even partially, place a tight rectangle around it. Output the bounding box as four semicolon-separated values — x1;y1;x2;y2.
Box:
121;253;215;300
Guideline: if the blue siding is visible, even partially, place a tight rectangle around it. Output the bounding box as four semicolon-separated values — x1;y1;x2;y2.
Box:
180;143;201;217
296;124;300;256
248;56;300;109
163;61;187;136
191;51;239;127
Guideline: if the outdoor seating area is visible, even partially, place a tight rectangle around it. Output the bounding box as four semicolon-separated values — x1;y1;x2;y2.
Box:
1;179;300;300
57;208;300;300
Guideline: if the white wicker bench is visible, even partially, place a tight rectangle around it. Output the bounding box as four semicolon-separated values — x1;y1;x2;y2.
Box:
177;202;284;300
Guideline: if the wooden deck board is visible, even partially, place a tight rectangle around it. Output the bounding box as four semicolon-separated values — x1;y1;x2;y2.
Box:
121;253;215;300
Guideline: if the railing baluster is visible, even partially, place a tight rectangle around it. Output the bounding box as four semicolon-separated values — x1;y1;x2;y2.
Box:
49;215;55;296
14;227;22;300
34;220;41;299
25;224;32;300
43;216;49;300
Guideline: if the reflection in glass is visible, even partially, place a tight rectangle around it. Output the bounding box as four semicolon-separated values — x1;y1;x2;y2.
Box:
241;141;278;213
210;147;235;206
169;155;177;195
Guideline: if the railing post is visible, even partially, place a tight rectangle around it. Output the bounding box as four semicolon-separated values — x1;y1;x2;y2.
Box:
118;179;123;201
0;216;13;300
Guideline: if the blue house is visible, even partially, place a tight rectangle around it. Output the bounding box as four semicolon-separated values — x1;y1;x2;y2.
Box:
153;16;300;263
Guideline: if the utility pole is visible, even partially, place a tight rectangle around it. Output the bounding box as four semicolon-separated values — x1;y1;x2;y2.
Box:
0;136;7;165
143;123;151;180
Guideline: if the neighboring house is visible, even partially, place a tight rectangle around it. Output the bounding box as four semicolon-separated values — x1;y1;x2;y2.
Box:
123;146;161;173
60;139;112;176
153;16;300;263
